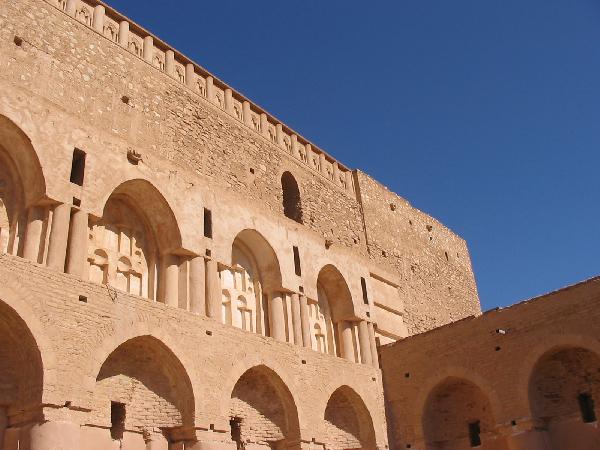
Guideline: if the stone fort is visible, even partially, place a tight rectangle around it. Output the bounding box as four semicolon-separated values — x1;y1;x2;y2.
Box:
0;1;597;449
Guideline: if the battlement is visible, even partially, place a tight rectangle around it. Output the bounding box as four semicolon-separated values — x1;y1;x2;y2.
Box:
47;0;355;195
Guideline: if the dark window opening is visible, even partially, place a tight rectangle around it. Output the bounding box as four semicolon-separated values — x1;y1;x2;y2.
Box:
361;277;369;305
203;208;213;239
468;421;481;447
579;393;597;423
281;171;303;223
230;417;243;450
70;148;86;186
110;402;126;440
293;246;302;276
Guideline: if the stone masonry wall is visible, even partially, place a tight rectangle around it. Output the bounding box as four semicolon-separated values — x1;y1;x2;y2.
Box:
356;171;480;335
0;0;365;251
380;277;600;450
0;253;387;446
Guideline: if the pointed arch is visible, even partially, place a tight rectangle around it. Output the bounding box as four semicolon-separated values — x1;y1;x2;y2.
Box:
88;179;182;299
91;335;195;442
0;115;46;255
0;298;44;433
229;364;301;448
529;345;600;434
324;385;376;450
422;376;496;449
221;229;283;334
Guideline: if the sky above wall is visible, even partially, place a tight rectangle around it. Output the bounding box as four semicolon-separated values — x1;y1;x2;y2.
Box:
107;0;600;311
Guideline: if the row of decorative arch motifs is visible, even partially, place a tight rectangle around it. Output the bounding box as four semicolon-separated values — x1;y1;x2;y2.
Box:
221;265;256;333
54;0;349;191
311;284;337;356
87;201;151;298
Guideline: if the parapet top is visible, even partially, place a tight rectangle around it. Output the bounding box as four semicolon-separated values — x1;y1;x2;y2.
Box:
50;0;355;194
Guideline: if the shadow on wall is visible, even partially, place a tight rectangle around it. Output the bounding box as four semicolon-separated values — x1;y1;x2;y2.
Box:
229;365;301;450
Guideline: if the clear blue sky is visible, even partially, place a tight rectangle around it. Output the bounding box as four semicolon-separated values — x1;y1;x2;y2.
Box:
108;0;600;311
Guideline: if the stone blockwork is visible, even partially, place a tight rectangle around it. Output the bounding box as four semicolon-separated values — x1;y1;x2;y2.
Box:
0;0;493;448
355;172;479;337
381;277;600;450
0;255;386;449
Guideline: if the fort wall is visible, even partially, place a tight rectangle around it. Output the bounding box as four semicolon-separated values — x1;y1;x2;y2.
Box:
380;277;600;450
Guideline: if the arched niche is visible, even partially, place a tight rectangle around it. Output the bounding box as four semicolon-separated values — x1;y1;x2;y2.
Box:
220;229;282;335
281;171;302;224
91;336;195;445
0;299;44;440
87;179;182;300
0;115;46;255
229;365;300;449
310;265;354;356
422;377;496;450
324;386;376;450
529;346;600;446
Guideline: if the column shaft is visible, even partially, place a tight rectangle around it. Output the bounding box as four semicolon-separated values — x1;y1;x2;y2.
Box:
66;210;88;277
269;292;286;342
46;203;71;271
368;322;380;368
22;206;44;263
338;321;355;361
206;76;215;102
163;254;179;307
189;256;206;314
185;63;196;88
165;50;175;76
30;421;80;450
276;123;284;147
243;101;252;127
299;294;311;348
260;113;268;137
92;5;105;32
290;293;303;346
205;258;221;318
224;88;233;114
118;21;129;48
65;0;77;15
143;36;153;63
358;320;373;365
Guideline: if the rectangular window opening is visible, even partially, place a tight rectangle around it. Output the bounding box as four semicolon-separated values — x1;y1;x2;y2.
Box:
579;393;597;423
361;277;369;305
203;208;213;239
468;421;481;447
110;401;126;440
70;148;86;186
293;246;301;276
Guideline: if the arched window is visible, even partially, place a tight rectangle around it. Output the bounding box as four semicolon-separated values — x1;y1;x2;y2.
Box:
281;172;302;223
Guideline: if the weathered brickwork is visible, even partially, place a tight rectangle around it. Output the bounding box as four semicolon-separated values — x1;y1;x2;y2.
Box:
0;255;386;449
4;1;587;450
381;277;600;450
356;172;479;336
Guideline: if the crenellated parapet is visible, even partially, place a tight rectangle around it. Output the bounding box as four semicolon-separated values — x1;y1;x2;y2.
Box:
47;0;356;195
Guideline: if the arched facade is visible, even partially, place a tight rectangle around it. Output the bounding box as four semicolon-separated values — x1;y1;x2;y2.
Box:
90;335;195;446
0;115;46;258
422;377;496;450
324;386;376;450
221;229;282;335
281;171;302;224
529;346;600;447
313;265;355;357
229;365;301;449
87;179;182;301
